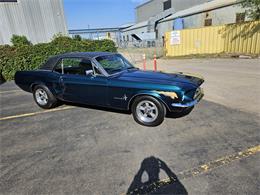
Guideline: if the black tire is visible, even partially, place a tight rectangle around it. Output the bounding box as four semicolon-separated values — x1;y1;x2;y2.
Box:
131;95;166;127
33;85;58;109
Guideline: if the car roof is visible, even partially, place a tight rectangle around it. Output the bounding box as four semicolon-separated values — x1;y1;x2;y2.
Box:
40;52;116;70
54;52;114;58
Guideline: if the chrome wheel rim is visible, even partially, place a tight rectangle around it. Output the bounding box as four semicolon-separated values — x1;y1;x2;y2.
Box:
35;88;48;106
136;100;158;123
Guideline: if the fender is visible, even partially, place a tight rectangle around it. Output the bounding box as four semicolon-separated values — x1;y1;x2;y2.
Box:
127;90;171;111
30;81;59;97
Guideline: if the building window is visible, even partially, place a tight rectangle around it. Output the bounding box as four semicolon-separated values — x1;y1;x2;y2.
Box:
204;19;212;26
0;0;17;2
123;36;125;41
163;0;171;11
127;35;129;41
236;13;245;23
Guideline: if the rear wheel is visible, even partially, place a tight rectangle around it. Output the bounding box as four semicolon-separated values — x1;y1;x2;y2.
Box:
33;85;58;109
132;96;165;127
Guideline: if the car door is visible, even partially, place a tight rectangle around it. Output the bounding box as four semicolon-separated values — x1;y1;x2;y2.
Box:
54;57;108;106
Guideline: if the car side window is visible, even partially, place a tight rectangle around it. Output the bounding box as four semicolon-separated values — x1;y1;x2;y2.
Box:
54;58;93;76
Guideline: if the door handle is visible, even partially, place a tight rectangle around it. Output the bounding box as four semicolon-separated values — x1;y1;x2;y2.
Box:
60;77;65;88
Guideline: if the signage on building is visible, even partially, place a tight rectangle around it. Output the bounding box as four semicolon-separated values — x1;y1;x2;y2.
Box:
170;31;181;45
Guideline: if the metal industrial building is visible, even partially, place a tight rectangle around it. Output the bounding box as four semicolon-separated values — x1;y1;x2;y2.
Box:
0;0;68;45
136;0;208;23
157;0;249;38
122;0;249;47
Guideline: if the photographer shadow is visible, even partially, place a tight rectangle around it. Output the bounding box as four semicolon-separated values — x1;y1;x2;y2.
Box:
127;156;187;195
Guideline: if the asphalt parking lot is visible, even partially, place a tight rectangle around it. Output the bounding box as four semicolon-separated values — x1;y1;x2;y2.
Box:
0;59;260;195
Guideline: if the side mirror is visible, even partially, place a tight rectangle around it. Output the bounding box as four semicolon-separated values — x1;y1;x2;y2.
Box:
85;70;94;76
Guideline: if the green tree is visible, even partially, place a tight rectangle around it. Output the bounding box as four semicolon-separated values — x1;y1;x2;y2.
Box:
241;0;260;20
11;35;31;47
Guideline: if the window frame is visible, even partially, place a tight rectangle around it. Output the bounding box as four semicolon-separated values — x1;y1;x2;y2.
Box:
94;53;135;76
52;57;101;77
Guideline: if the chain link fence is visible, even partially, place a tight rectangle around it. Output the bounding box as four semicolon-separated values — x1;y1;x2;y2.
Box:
118;39;165;65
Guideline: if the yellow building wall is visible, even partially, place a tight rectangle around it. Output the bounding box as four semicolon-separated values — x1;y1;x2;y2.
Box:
223;21;260;54
165;21;260;56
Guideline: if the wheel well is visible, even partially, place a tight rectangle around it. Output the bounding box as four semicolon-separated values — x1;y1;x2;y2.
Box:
128;94;169;112
30;83;39;92
31;83;45;92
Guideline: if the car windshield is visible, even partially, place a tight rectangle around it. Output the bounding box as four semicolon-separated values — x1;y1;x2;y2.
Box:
95;54;135;75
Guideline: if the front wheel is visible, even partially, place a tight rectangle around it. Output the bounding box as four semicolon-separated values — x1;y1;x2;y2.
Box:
33;85;58;109
132;96;165;127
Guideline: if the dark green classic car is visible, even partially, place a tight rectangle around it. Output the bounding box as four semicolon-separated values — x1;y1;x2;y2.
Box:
15;52;204;126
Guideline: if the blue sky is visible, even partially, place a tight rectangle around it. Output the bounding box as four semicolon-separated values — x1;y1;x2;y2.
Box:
63;0;148;30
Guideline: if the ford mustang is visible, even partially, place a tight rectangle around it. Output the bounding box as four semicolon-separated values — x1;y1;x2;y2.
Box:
15;52;204;126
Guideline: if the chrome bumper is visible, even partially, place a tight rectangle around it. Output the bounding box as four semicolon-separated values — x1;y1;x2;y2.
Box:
171;93;204;108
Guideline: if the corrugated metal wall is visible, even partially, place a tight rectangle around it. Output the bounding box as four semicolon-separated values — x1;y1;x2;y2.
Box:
0;0;68;45
165;21;260;56
223;21;260;54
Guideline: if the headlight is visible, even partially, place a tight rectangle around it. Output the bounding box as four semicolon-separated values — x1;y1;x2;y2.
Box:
157;91;178;99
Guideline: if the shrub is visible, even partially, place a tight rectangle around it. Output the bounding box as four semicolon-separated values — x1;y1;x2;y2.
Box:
11;35;31;47
73;35;82;41
0;35;117;81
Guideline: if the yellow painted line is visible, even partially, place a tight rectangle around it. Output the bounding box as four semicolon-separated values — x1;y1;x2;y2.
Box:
0;106;74;121
177;145;260;179
126;145;260;195
0;89;22;94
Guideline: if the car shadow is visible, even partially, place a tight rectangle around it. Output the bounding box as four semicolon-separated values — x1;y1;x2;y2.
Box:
64;102;132;115
63;102;194;119
166;106;194;119
126;156;188;195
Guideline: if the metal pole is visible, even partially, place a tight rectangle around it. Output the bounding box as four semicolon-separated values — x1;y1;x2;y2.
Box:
61;59;64;74
153;54;157;71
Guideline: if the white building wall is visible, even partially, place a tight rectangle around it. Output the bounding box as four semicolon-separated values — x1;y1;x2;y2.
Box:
121;26;148;41
157;21;172;40
136;0;208;23
210;4;248;25
0;0;68;45
157;4;248;38
136;0;164;23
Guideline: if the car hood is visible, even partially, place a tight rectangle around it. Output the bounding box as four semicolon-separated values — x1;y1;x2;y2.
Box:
114;69;204;87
